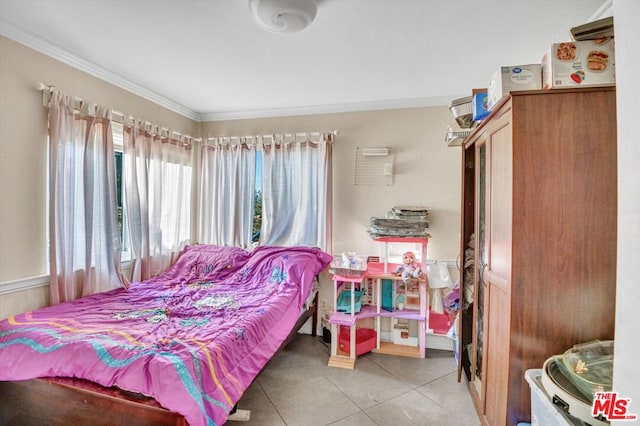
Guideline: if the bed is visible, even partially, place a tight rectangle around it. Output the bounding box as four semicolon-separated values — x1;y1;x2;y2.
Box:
0;244;332;425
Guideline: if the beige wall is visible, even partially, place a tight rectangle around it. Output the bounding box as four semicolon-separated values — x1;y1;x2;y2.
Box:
0;36;463;319
0;286;50;318
0;36;199;317
202;107;462;261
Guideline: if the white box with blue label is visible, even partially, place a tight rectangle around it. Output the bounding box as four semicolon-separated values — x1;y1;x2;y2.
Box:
487;64;542;110
472;88;489;121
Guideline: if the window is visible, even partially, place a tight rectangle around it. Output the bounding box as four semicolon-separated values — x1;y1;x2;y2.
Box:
112;123;130;261
45;89;193;297
45;112;124;271
256;138;331;249
113;122;193;262
198;134;331;250
252;152;262;243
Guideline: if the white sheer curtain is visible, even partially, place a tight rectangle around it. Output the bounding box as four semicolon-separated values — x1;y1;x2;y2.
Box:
198;140;256;248
123;122;192;282
260;134;332;250
48;89;125;304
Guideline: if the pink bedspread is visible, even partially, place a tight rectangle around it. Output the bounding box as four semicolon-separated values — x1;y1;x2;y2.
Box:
0;245;331;425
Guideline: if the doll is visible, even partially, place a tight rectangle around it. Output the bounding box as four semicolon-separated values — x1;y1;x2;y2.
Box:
395;251;423;283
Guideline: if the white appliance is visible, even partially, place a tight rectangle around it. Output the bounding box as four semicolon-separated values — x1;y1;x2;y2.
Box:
540;355;610;425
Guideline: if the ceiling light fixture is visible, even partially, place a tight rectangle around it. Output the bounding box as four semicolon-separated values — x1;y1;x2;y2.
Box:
249;0;317;33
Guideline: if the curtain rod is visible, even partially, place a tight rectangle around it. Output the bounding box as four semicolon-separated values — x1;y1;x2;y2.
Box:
200;131;338;146
38;83;196;145
38;83;339;146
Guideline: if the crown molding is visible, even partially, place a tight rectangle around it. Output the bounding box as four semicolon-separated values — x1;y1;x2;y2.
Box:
588;0;613;21
0;19;202;122
200;95;453;122
1;18;452;123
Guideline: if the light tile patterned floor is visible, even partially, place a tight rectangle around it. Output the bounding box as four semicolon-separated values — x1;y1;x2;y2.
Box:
228;334;479;426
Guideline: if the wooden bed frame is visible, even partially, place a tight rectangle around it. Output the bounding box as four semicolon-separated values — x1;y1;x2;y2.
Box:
0;294;318;425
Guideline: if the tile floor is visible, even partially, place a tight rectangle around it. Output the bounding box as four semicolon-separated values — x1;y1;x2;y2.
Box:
227;334;479;426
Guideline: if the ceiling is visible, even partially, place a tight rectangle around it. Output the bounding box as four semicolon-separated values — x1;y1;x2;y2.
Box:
0;0;608;121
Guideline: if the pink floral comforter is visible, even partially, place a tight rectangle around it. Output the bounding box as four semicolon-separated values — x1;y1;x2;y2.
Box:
0;245;332;425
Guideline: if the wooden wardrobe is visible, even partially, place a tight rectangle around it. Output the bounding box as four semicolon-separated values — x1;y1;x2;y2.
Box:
457;88;617;425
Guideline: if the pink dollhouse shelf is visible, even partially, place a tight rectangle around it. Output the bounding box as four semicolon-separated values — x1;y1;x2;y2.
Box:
329;305;378;326
329;269;366;280
378;309;424;321
339;327;377;356
366;262;402;276
366;262;427;282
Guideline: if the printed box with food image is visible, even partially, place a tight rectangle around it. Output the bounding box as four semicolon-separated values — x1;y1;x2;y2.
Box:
542;38;615;89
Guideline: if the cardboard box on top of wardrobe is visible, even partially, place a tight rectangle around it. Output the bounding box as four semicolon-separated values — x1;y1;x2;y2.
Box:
541;38;615;89
487;64;542;111
471;88;490;121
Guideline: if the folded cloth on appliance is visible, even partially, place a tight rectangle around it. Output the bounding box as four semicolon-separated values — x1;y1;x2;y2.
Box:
369;217;431;238
0;244;332;426
389;205;430;219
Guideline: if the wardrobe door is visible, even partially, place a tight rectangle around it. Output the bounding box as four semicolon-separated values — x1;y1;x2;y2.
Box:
458;141;476;384
470;135;488;406
483;110;513;426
